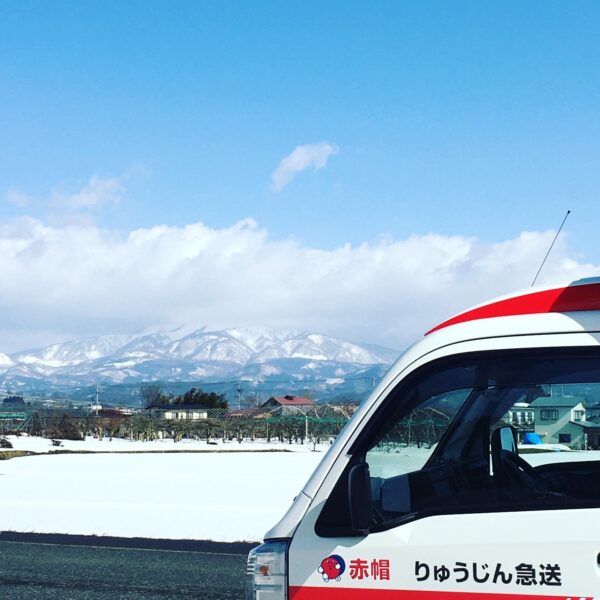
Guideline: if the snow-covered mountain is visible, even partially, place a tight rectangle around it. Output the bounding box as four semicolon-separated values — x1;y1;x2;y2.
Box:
0;327;399;390
13;334;136;368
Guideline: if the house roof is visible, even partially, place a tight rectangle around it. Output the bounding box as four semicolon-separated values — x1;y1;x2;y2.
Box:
264;395;315;407
225;407;269;418
569;420;600;429
96;408;131;418
530;396;586;408
163;405;209;411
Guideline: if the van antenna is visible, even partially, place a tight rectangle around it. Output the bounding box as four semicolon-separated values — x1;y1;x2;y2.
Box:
531;210;571;287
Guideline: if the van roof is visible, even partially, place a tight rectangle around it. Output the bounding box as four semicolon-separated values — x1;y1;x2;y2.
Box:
427;277;600;335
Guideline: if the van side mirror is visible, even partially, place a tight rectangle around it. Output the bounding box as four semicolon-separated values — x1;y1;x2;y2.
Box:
348;462;372;535
492;425;518;455
491;425;519;481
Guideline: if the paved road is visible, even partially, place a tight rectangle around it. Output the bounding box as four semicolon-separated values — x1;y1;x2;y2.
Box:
0;535;251;599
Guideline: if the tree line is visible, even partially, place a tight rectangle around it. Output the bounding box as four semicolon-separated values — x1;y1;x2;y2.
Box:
10;409;348;449
140;385;228;409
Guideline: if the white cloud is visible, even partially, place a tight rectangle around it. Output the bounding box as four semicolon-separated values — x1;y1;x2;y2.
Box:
5;188;31;208
5;172;130;219
270;142;339;192
0;217;597;353
50;174;124;210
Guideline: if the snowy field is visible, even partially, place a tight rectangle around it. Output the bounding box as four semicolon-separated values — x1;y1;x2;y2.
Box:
4;434;329;454
0;436;326;542
1;436;599;543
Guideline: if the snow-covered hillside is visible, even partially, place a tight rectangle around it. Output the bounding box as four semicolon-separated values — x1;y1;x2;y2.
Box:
0;327;398;389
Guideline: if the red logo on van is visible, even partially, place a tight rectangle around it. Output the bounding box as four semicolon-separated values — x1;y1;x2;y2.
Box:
318;555;346;582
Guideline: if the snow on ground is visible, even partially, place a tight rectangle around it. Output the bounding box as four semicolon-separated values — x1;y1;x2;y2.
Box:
0;450;324;542
525;449;600;466
4;434;331;454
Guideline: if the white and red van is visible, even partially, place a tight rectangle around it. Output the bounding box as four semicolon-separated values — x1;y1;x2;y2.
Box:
247;278;600;600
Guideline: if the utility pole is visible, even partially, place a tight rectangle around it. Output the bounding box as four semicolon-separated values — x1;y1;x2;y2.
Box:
236;383;242;410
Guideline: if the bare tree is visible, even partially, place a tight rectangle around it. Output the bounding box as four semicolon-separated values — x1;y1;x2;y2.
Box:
140;384;168;408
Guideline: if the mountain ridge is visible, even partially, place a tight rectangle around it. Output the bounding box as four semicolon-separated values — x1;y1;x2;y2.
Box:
0;327;399;391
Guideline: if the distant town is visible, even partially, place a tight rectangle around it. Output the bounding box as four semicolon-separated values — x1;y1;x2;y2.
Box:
0;386;356;450
1;382;600;451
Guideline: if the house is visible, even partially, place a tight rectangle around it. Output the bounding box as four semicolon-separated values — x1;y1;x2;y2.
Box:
588;402;600;422
261;395;316;416
530;396;600;449
96;407;133;419
500;402;534;442
161;405;208;421
586;402;600;449
503;402;534;430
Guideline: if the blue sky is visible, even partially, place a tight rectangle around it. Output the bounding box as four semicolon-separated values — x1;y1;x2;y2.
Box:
0;1;600;350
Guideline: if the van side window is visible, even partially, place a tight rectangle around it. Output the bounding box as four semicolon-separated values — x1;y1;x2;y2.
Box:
366;390;470;481
316;349;600;537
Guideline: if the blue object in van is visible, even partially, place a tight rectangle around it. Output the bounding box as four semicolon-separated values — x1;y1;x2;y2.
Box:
522;432;543;445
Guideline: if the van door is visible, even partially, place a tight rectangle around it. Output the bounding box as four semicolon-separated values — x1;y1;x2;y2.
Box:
288;348;600;599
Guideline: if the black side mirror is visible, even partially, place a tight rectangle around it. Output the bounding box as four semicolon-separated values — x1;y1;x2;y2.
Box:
492;425;518;455
491;425;519;481
348;462;372;535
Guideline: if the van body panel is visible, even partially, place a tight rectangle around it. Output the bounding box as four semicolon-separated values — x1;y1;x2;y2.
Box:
264;491;312;540
288;507;600;596
250;281;600;600
286;329;600;598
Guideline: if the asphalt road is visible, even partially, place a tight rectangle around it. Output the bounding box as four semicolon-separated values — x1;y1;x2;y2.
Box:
0;534;252;600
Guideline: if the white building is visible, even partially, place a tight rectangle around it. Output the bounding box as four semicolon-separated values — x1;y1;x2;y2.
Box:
530;396;600;449
505;402;534;428
162;406;208;421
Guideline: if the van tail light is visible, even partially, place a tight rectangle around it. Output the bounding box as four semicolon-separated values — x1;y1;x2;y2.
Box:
246;540;289;600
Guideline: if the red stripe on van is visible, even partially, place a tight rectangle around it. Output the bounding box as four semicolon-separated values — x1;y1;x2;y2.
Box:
289;587;590;600
426;282;600;335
